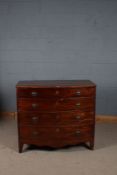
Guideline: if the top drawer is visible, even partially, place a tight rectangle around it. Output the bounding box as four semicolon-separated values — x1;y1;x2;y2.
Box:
17;87;95;98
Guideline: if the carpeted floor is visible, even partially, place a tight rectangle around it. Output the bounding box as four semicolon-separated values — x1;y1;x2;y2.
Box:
0;118;117;175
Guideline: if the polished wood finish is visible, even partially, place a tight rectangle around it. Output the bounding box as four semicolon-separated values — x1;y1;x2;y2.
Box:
16;80;96;87
2;112;117;123
16;80;96;153
18;97;95;111
18;111;94;126
17;87;95;98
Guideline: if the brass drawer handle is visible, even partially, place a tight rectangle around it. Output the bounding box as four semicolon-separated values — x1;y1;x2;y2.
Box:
76;116;81;120
32;103;38;108
32;116;38;121
32;131;39;136
75;130;81;135
31;92;38;96
76;103;80;106
76;91;81;95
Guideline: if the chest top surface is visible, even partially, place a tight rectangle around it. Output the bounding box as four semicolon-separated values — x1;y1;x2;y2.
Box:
16;80;96;88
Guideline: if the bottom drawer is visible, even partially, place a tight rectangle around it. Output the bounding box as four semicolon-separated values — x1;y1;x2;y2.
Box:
19;126;93;141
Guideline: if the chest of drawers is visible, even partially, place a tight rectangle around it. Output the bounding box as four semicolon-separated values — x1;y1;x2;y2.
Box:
16;80;96;153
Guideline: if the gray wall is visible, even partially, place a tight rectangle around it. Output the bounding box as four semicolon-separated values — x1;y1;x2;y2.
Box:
0;0;117;115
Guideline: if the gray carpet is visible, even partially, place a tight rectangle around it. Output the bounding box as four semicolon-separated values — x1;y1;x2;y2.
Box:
0;118;117;175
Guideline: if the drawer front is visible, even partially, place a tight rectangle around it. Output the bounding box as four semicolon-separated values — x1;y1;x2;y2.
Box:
18;97;95;112
19;126;93;141
17;87;95;98
18;111;94;126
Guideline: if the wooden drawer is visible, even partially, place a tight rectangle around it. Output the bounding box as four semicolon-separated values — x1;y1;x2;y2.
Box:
19;126;93;141
17;87;95;98
18;111;94;126
18;97;95;112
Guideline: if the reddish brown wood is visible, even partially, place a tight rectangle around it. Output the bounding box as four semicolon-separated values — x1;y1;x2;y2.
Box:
16;80;96;153
17;87;95;98
20;138;92;148
18;97;95;112
18;111;94;126
19;126;93;141
16;80;96;88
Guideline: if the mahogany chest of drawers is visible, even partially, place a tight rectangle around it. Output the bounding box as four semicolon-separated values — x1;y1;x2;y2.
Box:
16;80;96;153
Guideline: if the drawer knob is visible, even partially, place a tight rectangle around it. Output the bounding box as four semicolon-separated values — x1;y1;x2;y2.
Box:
31;92;38;96
76;103;80;106
32;131;39;136
76;130;81;135
76;91;81;95
56;128;60;132
76;116;81;120
32;116;38;121
55;90;59;95
32;103;38;108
